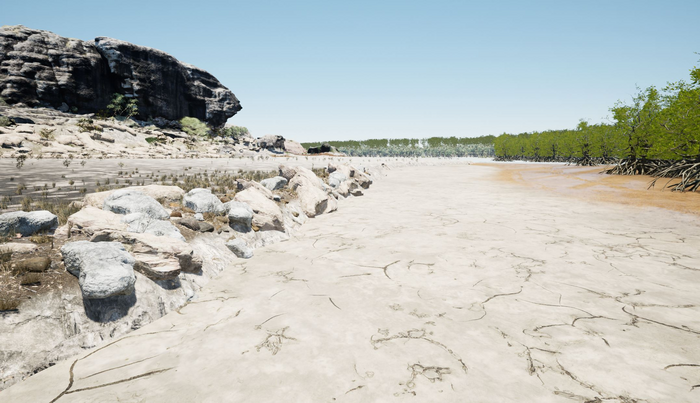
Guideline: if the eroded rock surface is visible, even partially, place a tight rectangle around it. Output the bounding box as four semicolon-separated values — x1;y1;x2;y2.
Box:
0;25;240;126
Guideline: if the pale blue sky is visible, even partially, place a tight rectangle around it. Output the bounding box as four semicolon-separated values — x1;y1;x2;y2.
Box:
3;1;699;142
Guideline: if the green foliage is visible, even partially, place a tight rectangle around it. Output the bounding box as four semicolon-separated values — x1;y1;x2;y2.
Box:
106;93;139;119
0;97;7;106
493;62;700;168
39;128;55;140
218;125;249;139
180;117;210;137
76;118;102;133
145;137;164;144
0;116;11;127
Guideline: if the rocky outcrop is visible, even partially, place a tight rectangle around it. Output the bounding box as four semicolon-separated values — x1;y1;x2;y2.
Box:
0;25;240;127
256;135;285;150
61;241;137;299
0;210;58;236
233;188;285;231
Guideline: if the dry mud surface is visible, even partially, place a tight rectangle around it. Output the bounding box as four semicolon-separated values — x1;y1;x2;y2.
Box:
3;163;700;402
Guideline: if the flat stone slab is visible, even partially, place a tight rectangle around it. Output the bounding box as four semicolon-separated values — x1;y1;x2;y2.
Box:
4;164;700;402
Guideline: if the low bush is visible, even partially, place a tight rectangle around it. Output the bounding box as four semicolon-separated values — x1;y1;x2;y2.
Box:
180;117;210;137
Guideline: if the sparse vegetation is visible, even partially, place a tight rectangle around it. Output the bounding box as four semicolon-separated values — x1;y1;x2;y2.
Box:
76;118;102;133
180;117;210;137
39;128;55;140
106;93;139;119
0;116;11;127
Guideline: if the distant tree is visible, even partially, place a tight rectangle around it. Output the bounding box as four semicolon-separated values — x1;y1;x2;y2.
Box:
106;93;138;119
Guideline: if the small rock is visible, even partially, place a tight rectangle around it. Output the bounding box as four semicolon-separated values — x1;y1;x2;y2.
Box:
0;210;58;237
194;213;204;221
170;211;182;218
177;217;200;231
226;239;253;259
224;201;254;232
198;222;215;233
60;241;136;299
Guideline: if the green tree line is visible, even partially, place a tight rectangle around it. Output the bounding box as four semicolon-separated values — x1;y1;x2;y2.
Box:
302;135;496;158
495;64;699;168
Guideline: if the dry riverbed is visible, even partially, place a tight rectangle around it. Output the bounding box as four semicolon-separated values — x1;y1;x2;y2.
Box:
2;162;699;402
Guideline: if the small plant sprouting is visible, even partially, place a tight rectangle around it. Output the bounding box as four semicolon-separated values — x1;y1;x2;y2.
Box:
15;155;26;169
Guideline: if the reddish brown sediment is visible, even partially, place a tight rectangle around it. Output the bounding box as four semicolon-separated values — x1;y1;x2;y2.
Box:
481;163;700;216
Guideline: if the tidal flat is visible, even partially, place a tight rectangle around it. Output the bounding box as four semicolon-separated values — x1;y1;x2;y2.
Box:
3;161;698;402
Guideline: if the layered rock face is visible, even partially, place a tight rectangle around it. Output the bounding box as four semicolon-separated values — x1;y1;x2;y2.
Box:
0;25;240;127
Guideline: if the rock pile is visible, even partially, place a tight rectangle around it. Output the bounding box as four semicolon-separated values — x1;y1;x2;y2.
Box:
0;162;381;391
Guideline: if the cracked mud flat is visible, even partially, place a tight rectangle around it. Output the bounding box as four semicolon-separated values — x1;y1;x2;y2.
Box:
3;163;700;402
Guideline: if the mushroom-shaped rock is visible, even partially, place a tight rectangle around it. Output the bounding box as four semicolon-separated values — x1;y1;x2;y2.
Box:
226;239;253;259
0;210;58;237
233;188;285;231
103;189;169;220
224;201;254;232
121;212;185;241
260;176;288;191
61;241;136;299
183;188;226;214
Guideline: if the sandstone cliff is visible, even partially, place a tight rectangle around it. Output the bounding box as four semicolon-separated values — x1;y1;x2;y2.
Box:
0;25;240;127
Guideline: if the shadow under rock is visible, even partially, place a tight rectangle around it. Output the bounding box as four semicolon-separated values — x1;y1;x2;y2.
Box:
83;292;137;322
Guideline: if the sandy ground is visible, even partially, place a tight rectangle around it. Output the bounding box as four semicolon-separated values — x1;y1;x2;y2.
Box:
2;162;700;402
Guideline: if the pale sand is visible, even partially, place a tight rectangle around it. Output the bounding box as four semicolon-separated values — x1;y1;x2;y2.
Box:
3;162;700;402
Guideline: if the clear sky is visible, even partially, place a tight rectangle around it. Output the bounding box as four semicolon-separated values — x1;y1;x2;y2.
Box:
3;1;700;142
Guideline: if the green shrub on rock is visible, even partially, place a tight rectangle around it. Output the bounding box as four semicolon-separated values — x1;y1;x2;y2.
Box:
180;117;210;137
0;116;11;127
106;93;138;119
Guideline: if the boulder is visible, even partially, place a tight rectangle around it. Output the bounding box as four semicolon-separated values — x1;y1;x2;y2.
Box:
233;188;284;231
286;166;337;218
60;241;136;299
95;232;202;280
283;139;307;155
307;143;332;154
328;171;348;188
66;206;127;236
183;188;226;214
225;239;253;259
84;185;185;208
256;135;285;150
278;165;298;181
0;134;24;148
236;180;274;198
338;180;363;197
224;201;254;232
260;176;288;191
103;189;169;220
0;210;58;236
0;25;241;127
121;213;185;241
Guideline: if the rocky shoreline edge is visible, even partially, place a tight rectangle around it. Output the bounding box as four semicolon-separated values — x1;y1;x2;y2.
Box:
0;161;382;390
